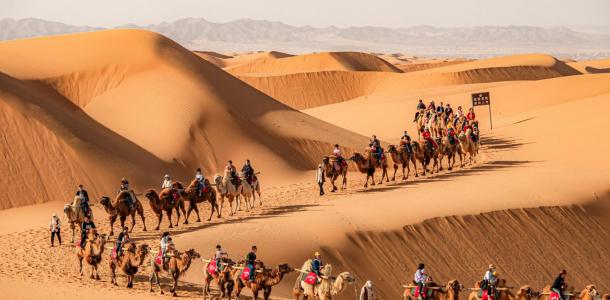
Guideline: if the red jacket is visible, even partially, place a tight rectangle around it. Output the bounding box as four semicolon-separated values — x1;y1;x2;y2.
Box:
467;112;476;121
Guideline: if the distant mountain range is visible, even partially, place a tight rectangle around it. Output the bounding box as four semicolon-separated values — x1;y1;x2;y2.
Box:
2;18;610;59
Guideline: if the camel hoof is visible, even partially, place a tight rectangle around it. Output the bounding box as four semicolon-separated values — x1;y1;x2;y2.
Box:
155;226;160;230
207;218;212;222
169;225;173;228
109;232;114;236
197;219;202;222
96;275;100;280
142;228;147;232
183;221;188;224
448;167;453;171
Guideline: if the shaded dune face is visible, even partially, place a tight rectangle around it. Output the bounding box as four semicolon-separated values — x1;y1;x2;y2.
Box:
325;203;610;299
0;29;368;209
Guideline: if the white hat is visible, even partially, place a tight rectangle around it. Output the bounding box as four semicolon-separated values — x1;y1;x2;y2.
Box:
164;174;170;178
52;213;57;217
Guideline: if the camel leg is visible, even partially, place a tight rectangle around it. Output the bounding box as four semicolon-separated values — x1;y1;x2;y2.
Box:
110;263;117;285
109;215;117;236
179;201;187;224
384;167;389;182
207;201;214;221
70;224;76;243
171;276;178;297
402;164;407;180
78;257;83;276
341;174;347;190
174;205;181;227
392;164;398;181
155;213;162;230
263;287;272;300
167;210;173;228
138;205;147;231
120;215;128;233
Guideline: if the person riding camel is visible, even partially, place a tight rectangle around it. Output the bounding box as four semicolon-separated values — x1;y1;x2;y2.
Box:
422;129;438;151
462;122;478;142
370;135;383;164
80;215;96;249
160;232;175;266
467;107;476;121
436;102;444;115
414;263;429;300
161;174;176;205
195;168;204;196
115;226;129;257
456;106;464;119
244;245;258;283
413;99;427;122
119;178;135;209
481;264;497;299
214;244;228;271
401;131;413;153
226;161;239;187
551;270;568;300
312;251;323;279
241;159;255;185
332;144;345;170
444;104;453;123
446;127;457;145
76;184;91;218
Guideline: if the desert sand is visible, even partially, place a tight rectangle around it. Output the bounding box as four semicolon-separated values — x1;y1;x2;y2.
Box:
0;29;608;300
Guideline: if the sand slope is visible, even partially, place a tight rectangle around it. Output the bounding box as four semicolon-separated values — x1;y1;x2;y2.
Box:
225;51;403;75
193;50;292;68
237;54;582;109
0;30;368;208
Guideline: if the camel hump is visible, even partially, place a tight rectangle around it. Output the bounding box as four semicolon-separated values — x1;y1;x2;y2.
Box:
300;259;313;272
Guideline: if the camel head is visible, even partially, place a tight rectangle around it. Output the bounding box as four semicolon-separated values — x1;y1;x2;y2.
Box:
137;243;150;257
63;204;72;215
173;181;185;190
350;153;364;163
322;156;330;165
517;285;538;300
185;248;201;260
580;285;599;300
87;228;99;241
446;279;463;293
277;263;293;275
321;264;333;277
213;174;222;186
144;189;158;200
387;145;397;153
337;272;355;284
99;196;112;207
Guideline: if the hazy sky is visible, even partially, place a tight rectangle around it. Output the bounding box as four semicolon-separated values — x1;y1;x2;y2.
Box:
2;0;609;28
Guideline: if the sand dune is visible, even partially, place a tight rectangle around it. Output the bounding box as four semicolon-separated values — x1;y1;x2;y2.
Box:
568;58;610;74
193;50;292;68
238;54;581;109
0;29;368;208
225;51;403;75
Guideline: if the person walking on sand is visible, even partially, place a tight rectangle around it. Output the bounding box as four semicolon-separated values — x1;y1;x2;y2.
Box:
316;164;325;196
49;213;62;247
360;280;376;300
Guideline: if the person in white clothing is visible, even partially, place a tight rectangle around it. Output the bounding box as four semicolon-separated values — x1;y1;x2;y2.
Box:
49;213;61;247
414;263;429;299
316;164;325;196
359;280;375;300
161;174;172;190
195;168;204;196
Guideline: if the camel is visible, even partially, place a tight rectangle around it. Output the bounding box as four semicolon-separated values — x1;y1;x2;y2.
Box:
350;148;389;188
322;156;348;192
232;262;293;300
388;144;418;180
402;279;463;300
109;242;150;287
144;189;186;230
203;259;236;300
237;173;255;212
415;109;427;138
428;112;445;138
250;175;262;206
64;196;92;243
538;285;578;300
176;180;220;222
150;248;201;296
76;228;107;280
458;128;477;165
214;170;241;216
99;192;147;236
441;135;463;170
411;140;438;176
294;263;355;300
577;285;600;300
468;280;536;300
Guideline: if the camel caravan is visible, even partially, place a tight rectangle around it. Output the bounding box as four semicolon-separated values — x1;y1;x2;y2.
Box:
321;101;481;190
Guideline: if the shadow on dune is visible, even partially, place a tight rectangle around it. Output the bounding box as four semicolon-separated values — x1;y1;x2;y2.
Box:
585;66;610;74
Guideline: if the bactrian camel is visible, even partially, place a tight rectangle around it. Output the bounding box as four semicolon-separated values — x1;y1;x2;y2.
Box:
144;189;186;230
232;262;294;300
149;248;201;297
350;148;389;188
64;196;92;243
214;170;241;216
109;242;149;288
99;192;147;236
178;179;220;222
294;263;355;300
76;228;107;280
322;156;348;192
388;144;417;181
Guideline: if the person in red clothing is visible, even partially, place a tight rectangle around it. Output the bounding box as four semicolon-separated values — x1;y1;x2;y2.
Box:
467;107;476;121
421;129;438;151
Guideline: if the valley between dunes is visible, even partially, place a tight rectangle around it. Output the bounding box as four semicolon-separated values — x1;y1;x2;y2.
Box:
0;29;608;299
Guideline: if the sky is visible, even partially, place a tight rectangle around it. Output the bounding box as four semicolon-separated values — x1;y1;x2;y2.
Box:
1;0;610;28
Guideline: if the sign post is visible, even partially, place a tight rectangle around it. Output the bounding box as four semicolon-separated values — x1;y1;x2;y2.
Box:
471;92;492;129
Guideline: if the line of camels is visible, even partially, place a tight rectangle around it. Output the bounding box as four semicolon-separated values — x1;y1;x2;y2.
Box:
323;123;480;191
74;230;608;300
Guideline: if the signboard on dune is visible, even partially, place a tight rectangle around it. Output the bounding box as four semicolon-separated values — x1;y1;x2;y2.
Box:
471;92;493;129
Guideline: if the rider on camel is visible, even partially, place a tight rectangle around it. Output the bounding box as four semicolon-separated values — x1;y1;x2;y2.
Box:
446;127;457;145
401;131;413;153
115;226;129;257
119;178;135;209
436;102;444;115
160;232;175;266
551;270;568;300
444;104;453;123
414;263;429;300
467;107;476;121
370;135;383;164
244;245;258;282
80;215;96;249
332;144;344;170
161;174;176;205
241;159;255;184
422;129;438;151
214;244;228;271
413;99;427;122
226;161;239;187
76;184;91;218
481;264;498;298
195;168;204;196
